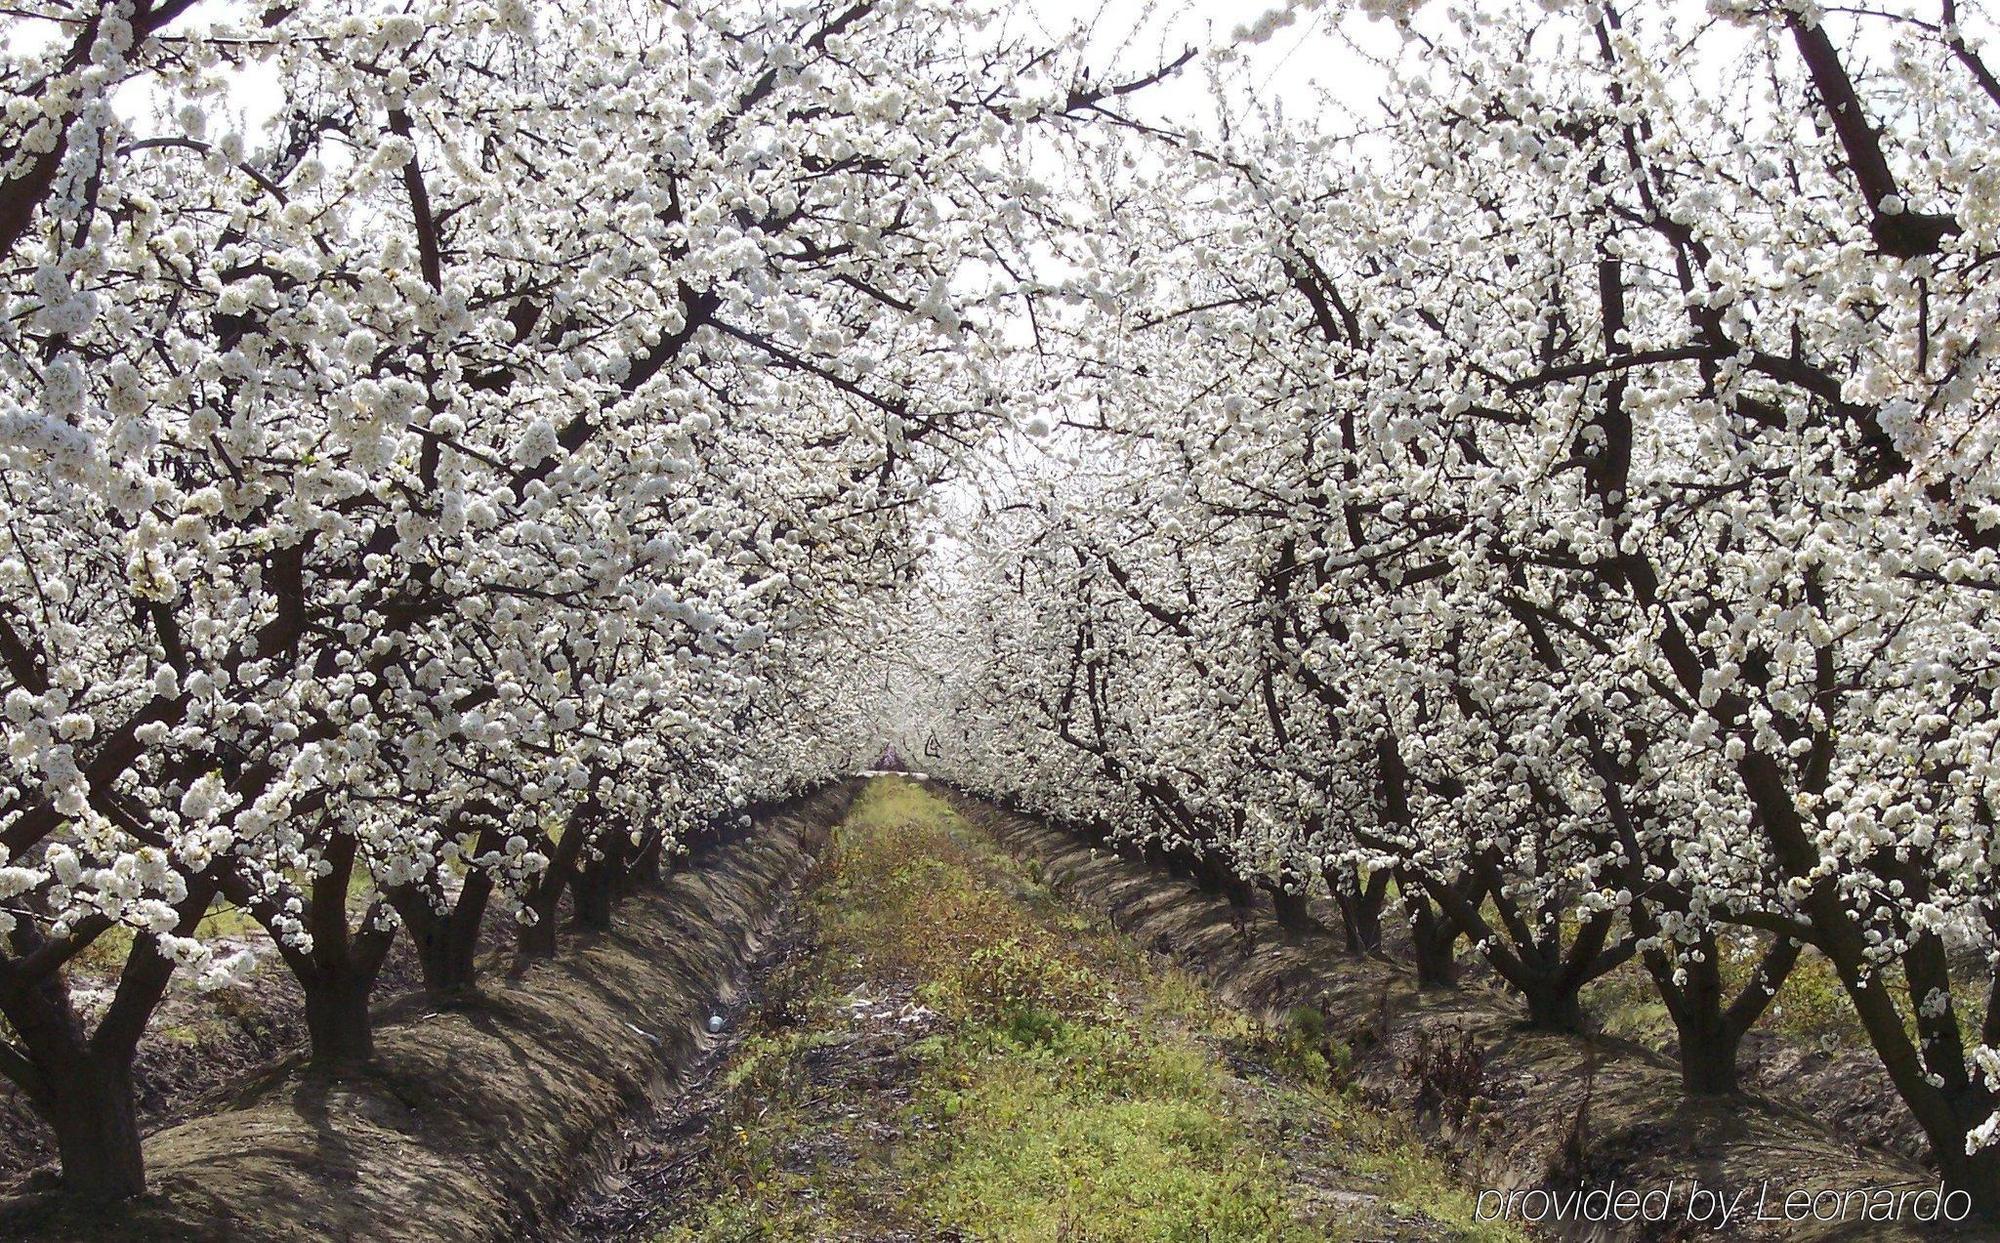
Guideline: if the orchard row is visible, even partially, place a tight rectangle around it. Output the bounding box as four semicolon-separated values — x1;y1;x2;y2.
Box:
914;0;2000;1217
0;0;1156;1201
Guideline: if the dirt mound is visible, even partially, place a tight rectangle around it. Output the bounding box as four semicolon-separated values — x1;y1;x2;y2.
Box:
947;793;1997;1243
0;783;857;1243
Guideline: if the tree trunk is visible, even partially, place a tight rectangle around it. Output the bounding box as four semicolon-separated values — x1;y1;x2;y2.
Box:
517;903;559;960
1410;899;1459;987
1184;851;1216;891
1646;939;1740;1093
1522;979;1586;1032
1937;1129;2000;1222
394;879;490;1000
515;807;590;964
1324;864;1389;955
1640;924;1798;1097
1797;908;1999;1216
1340;895;1380;954
628;832;666;890
45;1057;145;1200
574;846;620;932
1264;881;1316;933
1185;849;1248;905
301;964;376;1071
576;871;612;931
1221;871;1257;910
0;879;217;1200
408;912;481;997
1675;1015;1741;1096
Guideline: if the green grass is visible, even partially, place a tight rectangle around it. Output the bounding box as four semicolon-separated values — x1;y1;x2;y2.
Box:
655;777;1518;1242
916;1033;1305;1241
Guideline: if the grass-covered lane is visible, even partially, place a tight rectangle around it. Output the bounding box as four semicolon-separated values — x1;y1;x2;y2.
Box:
646;777;1518;1243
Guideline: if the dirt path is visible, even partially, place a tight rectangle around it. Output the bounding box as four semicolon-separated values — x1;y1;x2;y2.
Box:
556;776;1516;1242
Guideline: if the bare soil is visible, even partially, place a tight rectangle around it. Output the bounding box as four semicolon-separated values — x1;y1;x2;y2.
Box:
540;869;836;1242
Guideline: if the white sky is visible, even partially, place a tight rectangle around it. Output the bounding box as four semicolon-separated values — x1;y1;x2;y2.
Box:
1017;0;1397;136
65;1;1353;160
14;0;1956;149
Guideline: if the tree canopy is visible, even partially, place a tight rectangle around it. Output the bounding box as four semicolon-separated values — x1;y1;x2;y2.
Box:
6;0;2000;1219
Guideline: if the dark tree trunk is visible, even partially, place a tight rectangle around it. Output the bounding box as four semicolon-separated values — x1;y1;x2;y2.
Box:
404;905;483;997
628;831;666;890
45;1057;144;1200
1178;849;1205;887
5;987;149;1201
517;903;559;960
1410;897;1460;987
392;821;500;999
1739;748;2000;1213
1183;848;1248;905
515;804;591;964
1329;866;1390;955
574;834;626;932
1651;931;1738;1093
301;963;377;1071
1339;892;1382;955
270;831;396;1071
574;868;613;928
1521;978;1587;1032
1264;880;1316;933
1675;1015;1741;1096
0;878;218;1200
1940;1134;2000;1222
1641;924;1798;1097
1512;916;1635;1034
1221;870;1257;910
1510;913;1630;1033
1166;843;1202;886
1373;742;1455;981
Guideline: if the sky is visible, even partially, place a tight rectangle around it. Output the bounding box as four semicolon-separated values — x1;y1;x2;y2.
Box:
17;0;1972;153
1015;0;1402;137
62;1;1359;166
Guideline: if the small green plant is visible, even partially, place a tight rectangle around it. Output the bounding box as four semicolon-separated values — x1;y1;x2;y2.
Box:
918;1064;1307;1242
1254;1003;1354;1088
931;935;1103;1039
